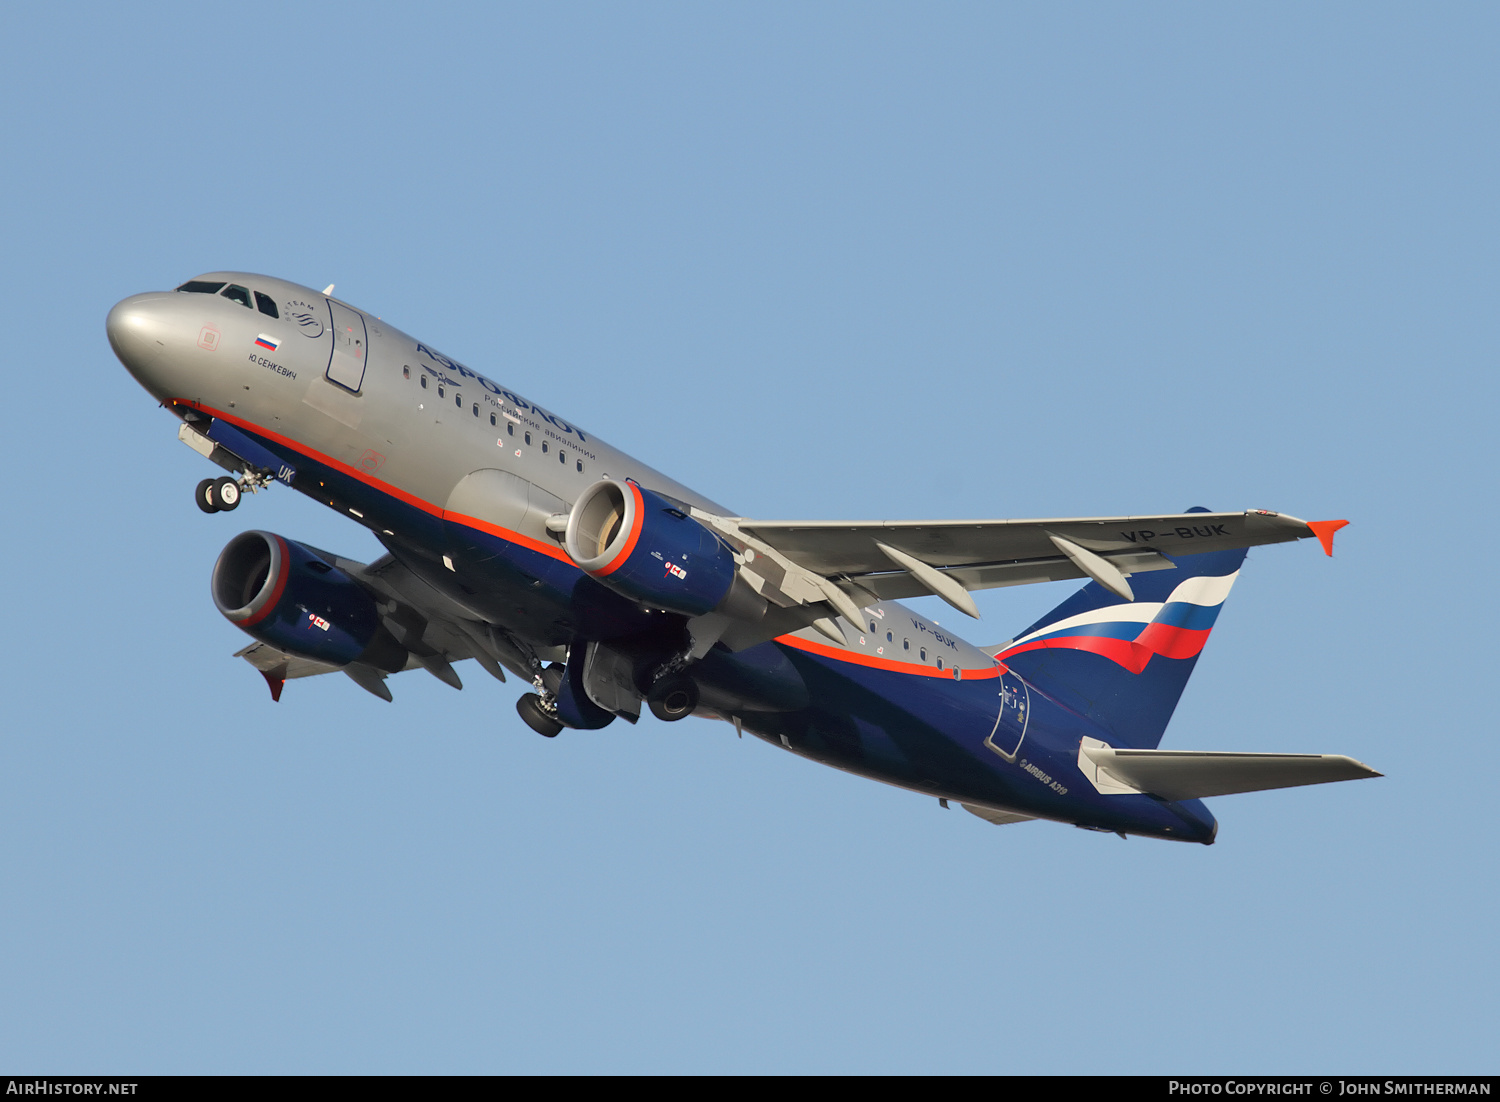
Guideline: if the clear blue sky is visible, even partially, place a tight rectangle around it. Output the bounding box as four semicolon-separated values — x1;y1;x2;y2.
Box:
1;2;1493;1073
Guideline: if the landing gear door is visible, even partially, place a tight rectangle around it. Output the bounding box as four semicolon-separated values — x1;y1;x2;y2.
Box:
326;300;369;393
984;669;1030;762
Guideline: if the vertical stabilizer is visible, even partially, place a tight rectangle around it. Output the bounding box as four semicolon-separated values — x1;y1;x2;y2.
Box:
993;520;1246;748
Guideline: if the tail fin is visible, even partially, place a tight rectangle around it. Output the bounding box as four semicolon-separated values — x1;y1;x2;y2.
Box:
993;522;1246;749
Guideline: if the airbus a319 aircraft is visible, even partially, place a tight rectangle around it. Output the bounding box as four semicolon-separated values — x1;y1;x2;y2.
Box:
107;272;1378;843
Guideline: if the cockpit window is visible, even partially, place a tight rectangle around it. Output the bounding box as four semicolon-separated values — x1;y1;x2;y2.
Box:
176;280;225;294
220;284;252;308
254;291;279;319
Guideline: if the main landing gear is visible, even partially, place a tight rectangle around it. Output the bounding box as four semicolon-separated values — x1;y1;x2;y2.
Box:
196;476;242;513
515;662;566;737
515;661;702;736
515;693;564;737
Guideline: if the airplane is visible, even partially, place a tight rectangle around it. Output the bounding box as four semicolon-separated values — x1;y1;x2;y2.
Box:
106;271;1379;844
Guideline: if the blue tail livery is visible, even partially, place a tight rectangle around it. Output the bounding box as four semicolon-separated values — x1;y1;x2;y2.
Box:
995;514;1246;750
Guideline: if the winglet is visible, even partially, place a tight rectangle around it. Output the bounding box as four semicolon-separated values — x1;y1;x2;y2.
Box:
260;669;285;703
1306;519;1350;557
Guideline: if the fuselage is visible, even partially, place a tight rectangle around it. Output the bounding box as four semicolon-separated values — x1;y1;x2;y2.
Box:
107;272;1219;843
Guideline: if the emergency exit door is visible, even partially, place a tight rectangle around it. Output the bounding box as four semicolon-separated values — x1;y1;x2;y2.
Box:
983;669;1030;762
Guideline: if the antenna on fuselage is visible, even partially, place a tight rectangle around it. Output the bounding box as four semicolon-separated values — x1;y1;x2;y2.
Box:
322;284;335;296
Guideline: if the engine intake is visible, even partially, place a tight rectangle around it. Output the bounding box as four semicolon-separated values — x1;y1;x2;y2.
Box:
564;479;747;619
212;531;405;671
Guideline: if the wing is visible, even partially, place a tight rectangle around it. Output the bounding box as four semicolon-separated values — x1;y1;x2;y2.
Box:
232;550;542;702
718;510;1338;603
684;508;1344;647
739;509;1317;577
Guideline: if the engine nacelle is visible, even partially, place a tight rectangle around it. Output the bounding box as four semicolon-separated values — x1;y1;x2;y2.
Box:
564;479;742;618
211;531;405;671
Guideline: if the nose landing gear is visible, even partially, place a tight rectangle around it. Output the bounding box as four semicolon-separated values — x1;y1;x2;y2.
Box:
194;467;277;513
196;476;242;513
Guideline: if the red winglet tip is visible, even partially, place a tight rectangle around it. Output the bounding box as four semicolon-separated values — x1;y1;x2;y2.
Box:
1306;519;1349;557
260;670;285;703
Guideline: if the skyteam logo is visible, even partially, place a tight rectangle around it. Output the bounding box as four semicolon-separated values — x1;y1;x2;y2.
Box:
994;572;1239;675
285;298;325;337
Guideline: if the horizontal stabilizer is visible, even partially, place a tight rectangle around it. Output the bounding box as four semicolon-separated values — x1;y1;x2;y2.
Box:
1079;740;1381;801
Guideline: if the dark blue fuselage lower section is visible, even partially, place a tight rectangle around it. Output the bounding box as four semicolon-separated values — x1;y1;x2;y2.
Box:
730;645;1216;843
200;406;1218;844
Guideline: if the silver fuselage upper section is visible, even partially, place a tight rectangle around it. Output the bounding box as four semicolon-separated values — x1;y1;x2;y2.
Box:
107;272;728;521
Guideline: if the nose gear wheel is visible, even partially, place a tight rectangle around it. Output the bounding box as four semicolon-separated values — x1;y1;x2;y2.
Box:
196;476;243;513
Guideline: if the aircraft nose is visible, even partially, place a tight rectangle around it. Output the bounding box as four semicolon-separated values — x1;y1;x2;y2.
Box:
107;293;157;359
106;292;174;383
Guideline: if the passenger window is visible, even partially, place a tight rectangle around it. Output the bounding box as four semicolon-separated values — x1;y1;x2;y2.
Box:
576;460;583;472
421;375;428;389
490;413;496;426
220;284;252;308
936;657;943;670
869;621;877;632
473;403;479;417
524;432;531;445
176;280;225;294
507;423;514;436
903;639;910;651
454;394;461;408
438;384;444;397
403;366;410;379
254;291;279;318
920;648;927;661
542;441;548;454
886;631;892;643
559;451;566;464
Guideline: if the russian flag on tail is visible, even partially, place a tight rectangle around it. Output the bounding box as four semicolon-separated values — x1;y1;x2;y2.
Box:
996;537;1250;748
995;572;1238;675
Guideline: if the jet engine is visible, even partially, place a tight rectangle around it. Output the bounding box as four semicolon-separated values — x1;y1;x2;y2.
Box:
211;531;406;671
565;479;760;620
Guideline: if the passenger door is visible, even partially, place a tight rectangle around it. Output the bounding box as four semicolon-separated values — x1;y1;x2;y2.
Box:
325;300;369;392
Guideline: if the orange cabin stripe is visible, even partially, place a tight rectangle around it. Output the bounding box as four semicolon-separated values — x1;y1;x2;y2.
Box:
180;402;1006;673
181;400;575;565
777;634;1001;680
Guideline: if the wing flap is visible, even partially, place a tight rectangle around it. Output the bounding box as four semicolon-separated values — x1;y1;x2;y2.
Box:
234;641;342;680
850;548;1177;601
1079;743;1382;801
961;803;1037;826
